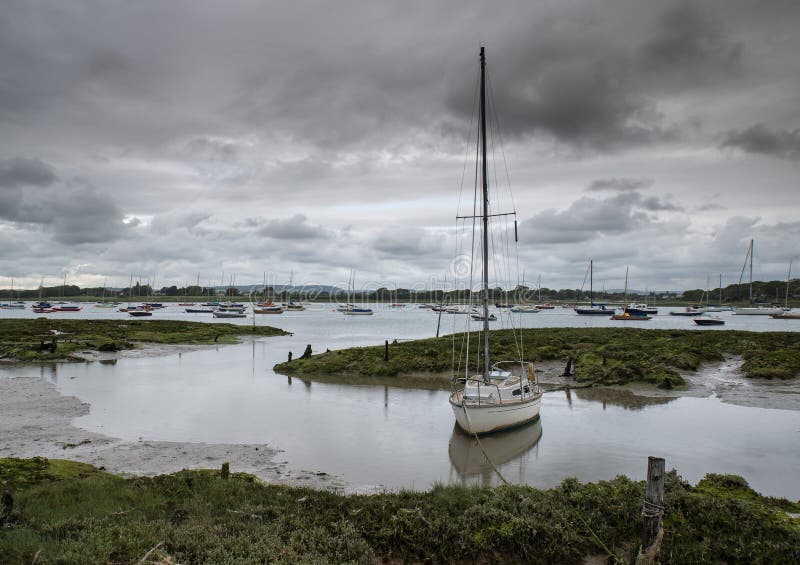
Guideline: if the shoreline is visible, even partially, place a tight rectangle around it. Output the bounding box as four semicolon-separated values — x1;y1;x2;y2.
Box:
0;371;344;490
2;337;798;494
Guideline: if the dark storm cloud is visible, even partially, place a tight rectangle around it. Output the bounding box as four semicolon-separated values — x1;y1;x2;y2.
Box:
446;44;669;151
637;3;743;83
0;1;797;290
0;168;128;245
0;157;57;188
586;178;654;192
720;124;800;160
443;2;747;151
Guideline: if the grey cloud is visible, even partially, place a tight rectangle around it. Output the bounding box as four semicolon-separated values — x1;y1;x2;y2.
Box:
637;3;742;83
0;157;57;188
520;190;681;245
587;178;654;192
258;214;330;240
0;176;128;245
720;124;800;160
185;136;244;162
371;226;445;258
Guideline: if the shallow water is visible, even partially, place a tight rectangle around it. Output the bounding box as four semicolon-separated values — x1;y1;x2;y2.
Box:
2;304;799;498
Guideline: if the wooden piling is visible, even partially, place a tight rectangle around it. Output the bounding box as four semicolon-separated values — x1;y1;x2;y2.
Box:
562;356;573;376
637;456;665;564
0;491;12;526
384;340;389;362
300;344;312;359
221;462;230;480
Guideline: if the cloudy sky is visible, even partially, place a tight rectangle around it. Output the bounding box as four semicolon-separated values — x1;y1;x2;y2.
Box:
1;0;799;293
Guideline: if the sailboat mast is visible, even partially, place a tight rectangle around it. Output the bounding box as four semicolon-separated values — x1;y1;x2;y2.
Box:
749;239;754;303
786;260;793;309
589;260;594;305
479;46;490;378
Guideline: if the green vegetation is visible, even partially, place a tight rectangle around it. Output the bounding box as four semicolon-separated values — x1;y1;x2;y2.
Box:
0;319;288;362
0;457;797;563
275;328;800;389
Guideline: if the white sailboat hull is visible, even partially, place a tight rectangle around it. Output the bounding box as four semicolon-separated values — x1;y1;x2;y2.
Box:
734;307;784;315
449;394;541;435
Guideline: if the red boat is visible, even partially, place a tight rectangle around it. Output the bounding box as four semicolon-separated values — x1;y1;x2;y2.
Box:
33;308;56;313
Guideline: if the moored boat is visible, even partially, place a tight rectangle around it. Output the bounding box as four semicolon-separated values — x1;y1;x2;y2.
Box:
694;314;725;326
448;48;542;436
733;306;784;315
510;305;540;313
769;312;800;319
128;310;153;317
669;307;701;316
343;307;374;315
212;310;247;318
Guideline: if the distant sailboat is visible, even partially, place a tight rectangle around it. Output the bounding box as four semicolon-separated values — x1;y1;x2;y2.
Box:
574;260;615;315
734;240;782;315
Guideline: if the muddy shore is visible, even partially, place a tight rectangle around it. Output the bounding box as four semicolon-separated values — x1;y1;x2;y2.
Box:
2;347;798;492
0;344;344;490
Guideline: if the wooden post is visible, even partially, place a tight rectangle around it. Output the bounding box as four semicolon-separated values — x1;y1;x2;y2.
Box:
221;462;230;480
0;491;12;526
637;456;665;564
287;351;292;363
300;344;312;359
384;340;389;362
563;356;573;376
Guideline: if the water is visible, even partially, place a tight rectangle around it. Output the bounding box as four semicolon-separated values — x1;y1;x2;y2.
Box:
2;303;800;498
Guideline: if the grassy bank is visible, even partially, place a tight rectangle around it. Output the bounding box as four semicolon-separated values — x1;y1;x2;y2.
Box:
0;457;797;563
0;319;288;362
274;328;800;389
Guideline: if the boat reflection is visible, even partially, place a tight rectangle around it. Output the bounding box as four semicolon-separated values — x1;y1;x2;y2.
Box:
448;418;542;485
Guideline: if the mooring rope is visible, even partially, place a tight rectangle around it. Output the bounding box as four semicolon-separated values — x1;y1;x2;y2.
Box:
460;404;510;486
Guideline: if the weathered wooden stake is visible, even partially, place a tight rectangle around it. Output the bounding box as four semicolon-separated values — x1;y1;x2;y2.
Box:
384;340;389;362
637;456;665;564
221;462;230;480
300;344;312;359
287;351;293;363
0;491;12;526
563;356;573;376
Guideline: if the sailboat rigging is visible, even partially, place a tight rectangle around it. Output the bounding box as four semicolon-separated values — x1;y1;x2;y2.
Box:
448;47;542;435
734;239;782;315
574;260;614;315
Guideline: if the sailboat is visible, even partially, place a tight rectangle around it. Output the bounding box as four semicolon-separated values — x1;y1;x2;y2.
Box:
574;260;615;315
448;47;542;435
1;278;26;309
611;267;651;320
282;271;306;311
694;274;725;324
51;274;81;312
734;239;783;315
770;260;799;319
342;270;373;315
695;275;722;313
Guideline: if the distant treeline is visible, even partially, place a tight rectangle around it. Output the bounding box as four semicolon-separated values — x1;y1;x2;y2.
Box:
2;280;797;305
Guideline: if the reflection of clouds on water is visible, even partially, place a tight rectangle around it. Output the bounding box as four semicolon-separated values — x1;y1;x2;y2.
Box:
572;388;677;410
683;356;800;411
448;419;543;485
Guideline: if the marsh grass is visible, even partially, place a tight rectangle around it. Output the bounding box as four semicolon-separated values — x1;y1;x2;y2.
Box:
1;458;798;563
275;328;800;388
0;319;288;362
